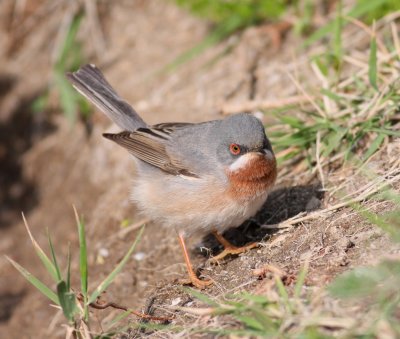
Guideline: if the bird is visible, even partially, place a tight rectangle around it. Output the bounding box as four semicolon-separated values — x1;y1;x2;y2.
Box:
67;64;277;288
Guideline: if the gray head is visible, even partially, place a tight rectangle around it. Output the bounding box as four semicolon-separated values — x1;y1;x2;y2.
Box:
211;113;273;168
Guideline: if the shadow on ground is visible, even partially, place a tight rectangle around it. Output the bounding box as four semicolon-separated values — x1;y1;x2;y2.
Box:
0;292;26;323
200;183;324;255
0;76;55;229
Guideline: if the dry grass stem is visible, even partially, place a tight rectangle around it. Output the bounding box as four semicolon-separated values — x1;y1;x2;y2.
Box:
286;71;327;118
311;62;335;115
83;0;106;56
264;171;400;229
344;16;388;54
316;131;325;189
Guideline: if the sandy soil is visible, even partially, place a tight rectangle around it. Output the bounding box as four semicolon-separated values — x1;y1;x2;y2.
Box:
0;1;399;338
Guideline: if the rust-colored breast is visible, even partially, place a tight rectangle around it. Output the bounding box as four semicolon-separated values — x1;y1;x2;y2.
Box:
226;154;277;200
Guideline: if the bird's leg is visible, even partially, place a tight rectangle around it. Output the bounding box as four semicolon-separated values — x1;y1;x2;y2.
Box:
210;230;258;263
178;234;213;289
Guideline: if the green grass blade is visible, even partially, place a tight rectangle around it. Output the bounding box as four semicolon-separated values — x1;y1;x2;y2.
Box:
322;128;348;158
54;72;78;123
328;266;383;298
56;12;83;69
275;276;292;313
164;8;255;72
321;88;344;103
74;207;87;297
235;315;265;331
74;206;88;321
274;114;305;129
104;310;132;332
356;206;400;243
21;213;58;282
303;21;336;48
66;244;71;291
184;287;219;307
367;128;400;137
251;307;277;332
303;0;386;47
294;262;309;299
164;30;224;72
47;230;62;281
333;1;343;65
240;292;269;304
57;280;78;323
369;33;378;90
6;256;59;305
88;225;145;304
363;133;385;161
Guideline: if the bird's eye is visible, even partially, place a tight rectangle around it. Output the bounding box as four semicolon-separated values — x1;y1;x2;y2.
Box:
229;143;241;155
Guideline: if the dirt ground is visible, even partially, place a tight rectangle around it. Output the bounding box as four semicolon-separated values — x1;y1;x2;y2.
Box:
0;1;399;338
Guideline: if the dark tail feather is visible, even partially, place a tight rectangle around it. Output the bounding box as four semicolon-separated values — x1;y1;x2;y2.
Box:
66;64;146;131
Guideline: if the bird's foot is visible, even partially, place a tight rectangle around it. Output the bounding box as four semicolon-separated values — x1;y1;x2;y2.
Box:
177;234;214;289
209;241;259;263
179;274;213;289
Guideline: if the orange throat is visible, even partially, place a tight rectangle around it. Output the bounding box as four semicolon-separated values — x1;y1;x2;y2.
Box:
226;153;277;200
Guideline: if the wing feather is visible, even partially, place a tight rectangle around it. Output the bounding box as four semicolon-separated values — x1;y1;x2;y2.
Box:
103;125;199;178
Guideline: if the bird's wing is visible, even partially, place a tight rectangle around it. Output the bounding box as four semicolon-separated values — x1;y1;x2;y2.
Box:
103;123;199;178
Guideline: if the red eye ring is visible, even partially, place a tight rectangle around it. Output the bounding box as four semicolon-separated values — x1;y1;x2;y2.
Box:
229;143;241;155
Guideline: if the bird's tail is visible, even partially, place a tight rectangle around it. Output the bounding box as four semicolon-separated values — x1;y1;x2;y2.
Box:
66;64;146;131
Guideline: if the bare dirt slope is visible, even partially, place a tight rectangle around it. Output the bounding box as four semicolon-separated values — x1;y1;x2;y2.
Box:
0;1;399;338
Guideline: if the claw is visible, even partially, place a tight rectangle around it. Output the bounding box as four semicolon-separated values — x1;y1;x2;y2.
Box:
179;276;213;289
209;231;259;263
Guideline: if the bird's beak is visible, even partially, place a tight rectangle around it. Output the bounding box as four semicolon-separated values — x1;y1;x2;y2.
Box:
255;148;275;160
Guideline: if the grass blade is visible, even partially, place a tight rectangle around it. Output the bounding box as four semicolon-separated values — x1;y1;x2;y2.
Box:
66;244;71;291
363;133;385;161
321;88;344;103
54;72;80;123
240;292;269;304
333;0;343;66
328;266;383;298
235;315;265;331
294;262;309;299
74;206;88;321
47;230;62;281
6;256;59;305
367;128;400;137
184;287;219;307
21;213;58;282
88;225;145;304
251;307;277;332
356;206;400;243
369;32;378;90
104;310;132;332
56;12;83;68
322;128;348;158
303;0;387;47
275;276;292;314
74;207;87;297
57;280;78;323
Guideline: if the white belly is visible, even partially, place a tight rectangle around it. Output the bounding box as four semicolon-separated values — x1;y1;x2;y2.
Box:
131;171;269;236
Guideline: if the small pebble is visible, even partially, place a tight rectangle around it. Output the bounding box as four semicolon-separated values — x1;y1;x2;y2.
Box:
171;297;182;306
133;252;146;261
99;248;109;258
139;281;148;288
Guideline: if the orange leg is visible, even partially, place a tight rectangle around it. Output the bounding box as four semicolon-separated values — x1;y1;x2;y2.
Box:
210;231;258;262
178;234;213;289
